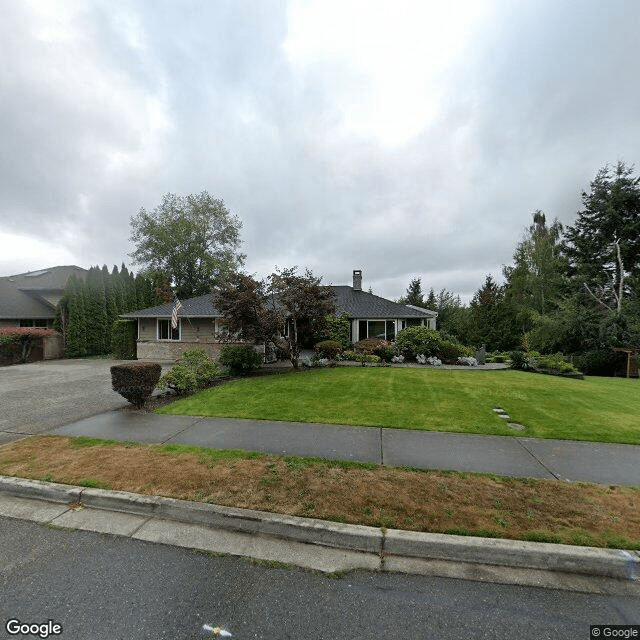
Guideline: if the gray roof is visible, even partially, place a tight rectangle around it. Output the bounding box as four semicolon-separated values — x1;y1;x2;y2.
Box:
0;265;87;319
332;286;436;319
122;287;437;320
122;294;222;318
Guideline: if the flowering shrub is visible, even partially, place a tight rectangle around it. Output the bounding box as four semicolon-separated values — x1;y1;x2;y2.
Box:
0;328;57;364
314;340;342;359
354;338;388;354
0;327;55;343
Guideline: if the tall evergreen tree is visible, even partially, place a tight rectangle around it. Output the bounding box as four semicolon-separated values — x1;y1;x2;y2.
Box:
398;277;424;306
65;275;88;357
564;161;640;312
84;267;108;355
468;276;518;350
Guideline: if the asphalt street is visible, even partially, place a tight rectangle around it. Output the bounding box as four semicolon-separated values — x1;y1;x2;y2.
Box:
1;516;639;640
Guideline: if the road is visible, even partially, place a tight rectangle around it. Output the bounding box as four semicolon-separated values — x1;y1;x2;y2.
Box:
1;516;638;640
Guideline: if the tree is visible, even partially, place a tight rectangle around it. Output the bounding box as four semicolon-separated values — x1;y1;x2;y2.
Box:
503;211;567;341
213;267;335;369
129;191;245;299
564;162;640;313
398;277;424;306
212;272;280;345
433;288;468;342
64;275;87;358
268;267;336;368
468;275;518;351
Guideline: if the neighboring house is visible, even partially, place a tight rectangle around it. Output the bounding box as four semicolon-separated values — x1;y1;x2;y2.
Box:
0;265;87;329
122;270;437;361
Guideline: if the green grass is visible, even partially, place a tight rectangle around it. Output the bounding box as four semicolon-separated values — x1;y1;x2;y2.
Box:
158;368;640;444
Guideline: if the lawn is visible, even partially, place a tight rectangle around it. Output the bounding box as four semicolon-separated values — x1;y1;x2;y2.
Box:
1;435;638;549
158;368;640;444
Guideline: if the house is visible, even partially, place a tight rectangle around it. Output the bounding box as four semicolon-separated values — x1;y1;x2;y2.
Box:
122;270;437;361
0;265;87;328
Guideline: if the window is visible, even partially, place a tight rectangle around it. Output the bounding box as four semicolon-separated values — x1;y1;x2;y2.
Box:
358;320;397;341
158;318;180;340
19;319;50;328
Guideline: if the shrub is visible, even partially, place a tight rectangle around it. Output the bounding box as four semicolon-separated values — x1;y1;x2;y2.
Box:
509;350;527;370
337;350;380;363
157;348;220;395
487;351;510;363
437;340;472;363
111;320;137;360
354;338;387;354
219;345;263;375
320;313;350;349
395;326;442;358
111;362;162;408
314;340;342;359
373;344;396;362
571;350;622;376
0;328;55;364
535;354;579;375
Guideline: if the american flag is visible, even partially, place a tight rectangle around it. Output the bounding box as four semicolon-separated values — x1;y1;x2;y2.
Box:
171;298;182;329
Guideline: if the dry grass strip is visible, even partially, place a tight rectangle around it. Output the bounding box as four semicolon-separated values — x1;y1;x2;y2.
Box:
1;436;639;549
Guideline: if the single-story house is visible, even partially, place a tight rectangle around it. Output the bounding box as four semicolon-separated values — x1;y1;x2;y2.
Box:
122;270;437;361
0;265;87;329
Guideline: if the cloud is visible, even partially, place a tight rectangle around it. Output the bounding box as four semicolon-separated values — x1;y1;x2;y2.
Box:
1;0;639;304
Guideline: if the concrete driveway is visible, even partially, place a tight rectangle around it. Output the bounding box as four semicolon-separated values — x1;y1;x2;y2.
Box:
0;359;136;444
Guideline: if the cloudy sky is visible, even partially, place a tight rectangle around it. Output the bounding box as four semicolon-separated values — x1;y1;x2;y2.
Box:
1;0;639;302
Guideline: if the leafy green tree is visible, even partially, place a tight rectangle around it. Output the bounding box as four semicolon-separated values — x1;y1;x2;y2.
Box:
564;161;640;312
433;288;469;342
504;211;567;324
130;191;245;299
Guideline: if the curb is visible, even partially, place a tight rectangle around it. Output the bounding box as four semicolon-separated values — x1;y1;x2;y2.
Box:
0;476;638;582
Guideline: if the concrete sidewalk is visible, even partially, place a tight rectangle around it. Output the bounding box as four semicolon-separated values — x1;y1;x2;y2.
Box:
48;411;640;486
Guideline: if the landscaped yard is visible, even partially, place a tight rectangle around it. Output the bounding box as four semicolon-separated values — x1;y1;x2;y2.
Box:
159;368;640;444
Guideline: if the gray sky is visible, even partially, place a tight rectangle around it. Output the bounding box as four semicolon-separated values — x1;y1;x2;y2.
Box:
2;0;639;303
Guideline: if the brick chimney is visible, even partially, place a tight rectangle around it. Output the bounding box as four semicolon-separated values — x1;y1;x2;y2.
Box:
353;269;362;291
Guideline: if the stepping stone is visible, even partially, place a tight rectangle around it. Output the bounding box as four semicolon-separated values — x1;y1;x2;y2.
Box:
498;414;510;419
507;423;525;431
492;408;504;413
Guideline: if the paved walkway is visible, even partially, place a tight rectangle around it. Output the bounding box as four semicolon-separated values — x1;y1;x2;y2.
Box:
49;411;640;486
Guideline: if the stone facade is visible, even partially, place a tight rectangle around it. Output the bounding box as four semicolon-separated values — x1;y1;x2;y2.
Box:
135;318;262;362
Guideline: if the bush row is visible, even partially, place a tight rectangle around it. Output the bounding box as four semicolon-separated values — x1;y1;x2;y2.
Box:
314;327;475;364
